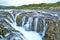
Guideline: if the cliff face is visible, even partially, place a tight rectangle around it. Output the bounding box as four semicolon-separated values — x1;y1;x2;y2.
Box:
45;20;60;40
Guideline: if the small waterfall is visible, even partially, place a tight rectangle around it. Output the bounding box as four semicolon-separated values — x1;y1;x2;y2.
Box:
34;18;38;32
42;23;48;38
24;21;29;31
6;16;13;23
24;17;33;31
38;19;48;38
13;12;22;25
22;16;26;27
24;16;29;25
29;17;33;31
9;11;14;22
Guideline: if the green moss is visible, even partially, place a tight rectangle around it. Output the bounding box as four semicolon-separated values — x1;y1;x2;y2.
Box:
16;15;22;26
0;25;7;37
58;20;60;26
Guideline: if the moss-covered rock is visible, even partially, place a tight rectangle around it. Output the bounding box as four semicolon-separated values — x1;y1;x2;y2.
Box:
0;25;7;37
45;20;60;40
16;15;22;26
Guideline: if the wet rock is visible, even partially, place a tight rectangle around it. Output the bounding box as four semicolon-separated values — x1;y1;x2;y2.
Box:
6;32;25;40
16;15;22;26
0;25;7;37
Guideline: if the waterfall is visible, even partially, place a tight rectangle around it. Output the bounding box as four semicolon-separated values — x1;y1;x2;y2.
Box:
34;18;38;32
39;19;48;38
42;23;48;38
24;17;33;31
22;16;26;27
24;20;30;31
4;14;27;40
29;17;33;31
1;10;50;40
4;13;40;40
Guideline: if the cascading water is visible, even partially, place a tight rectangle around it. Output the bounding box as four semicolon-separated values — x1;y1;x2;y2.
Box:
0;35;5;40
24;17;33;31
22;16;26;27
29;17;33;31
34;18;38;32
0;10;56;40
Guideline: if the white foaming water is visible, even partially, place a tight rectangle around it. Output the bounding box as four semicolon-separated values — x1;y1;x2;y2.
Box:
13;26;42;40
22;16;26;27
5;21;42;40
5;17;42;40
4;11;49;40
29;17;33;30
24;17;33;31
42;24;48;38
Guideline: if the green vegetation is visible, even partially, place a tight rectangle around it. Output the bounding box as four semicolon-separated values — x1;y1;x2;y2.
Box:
0;1;60;10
